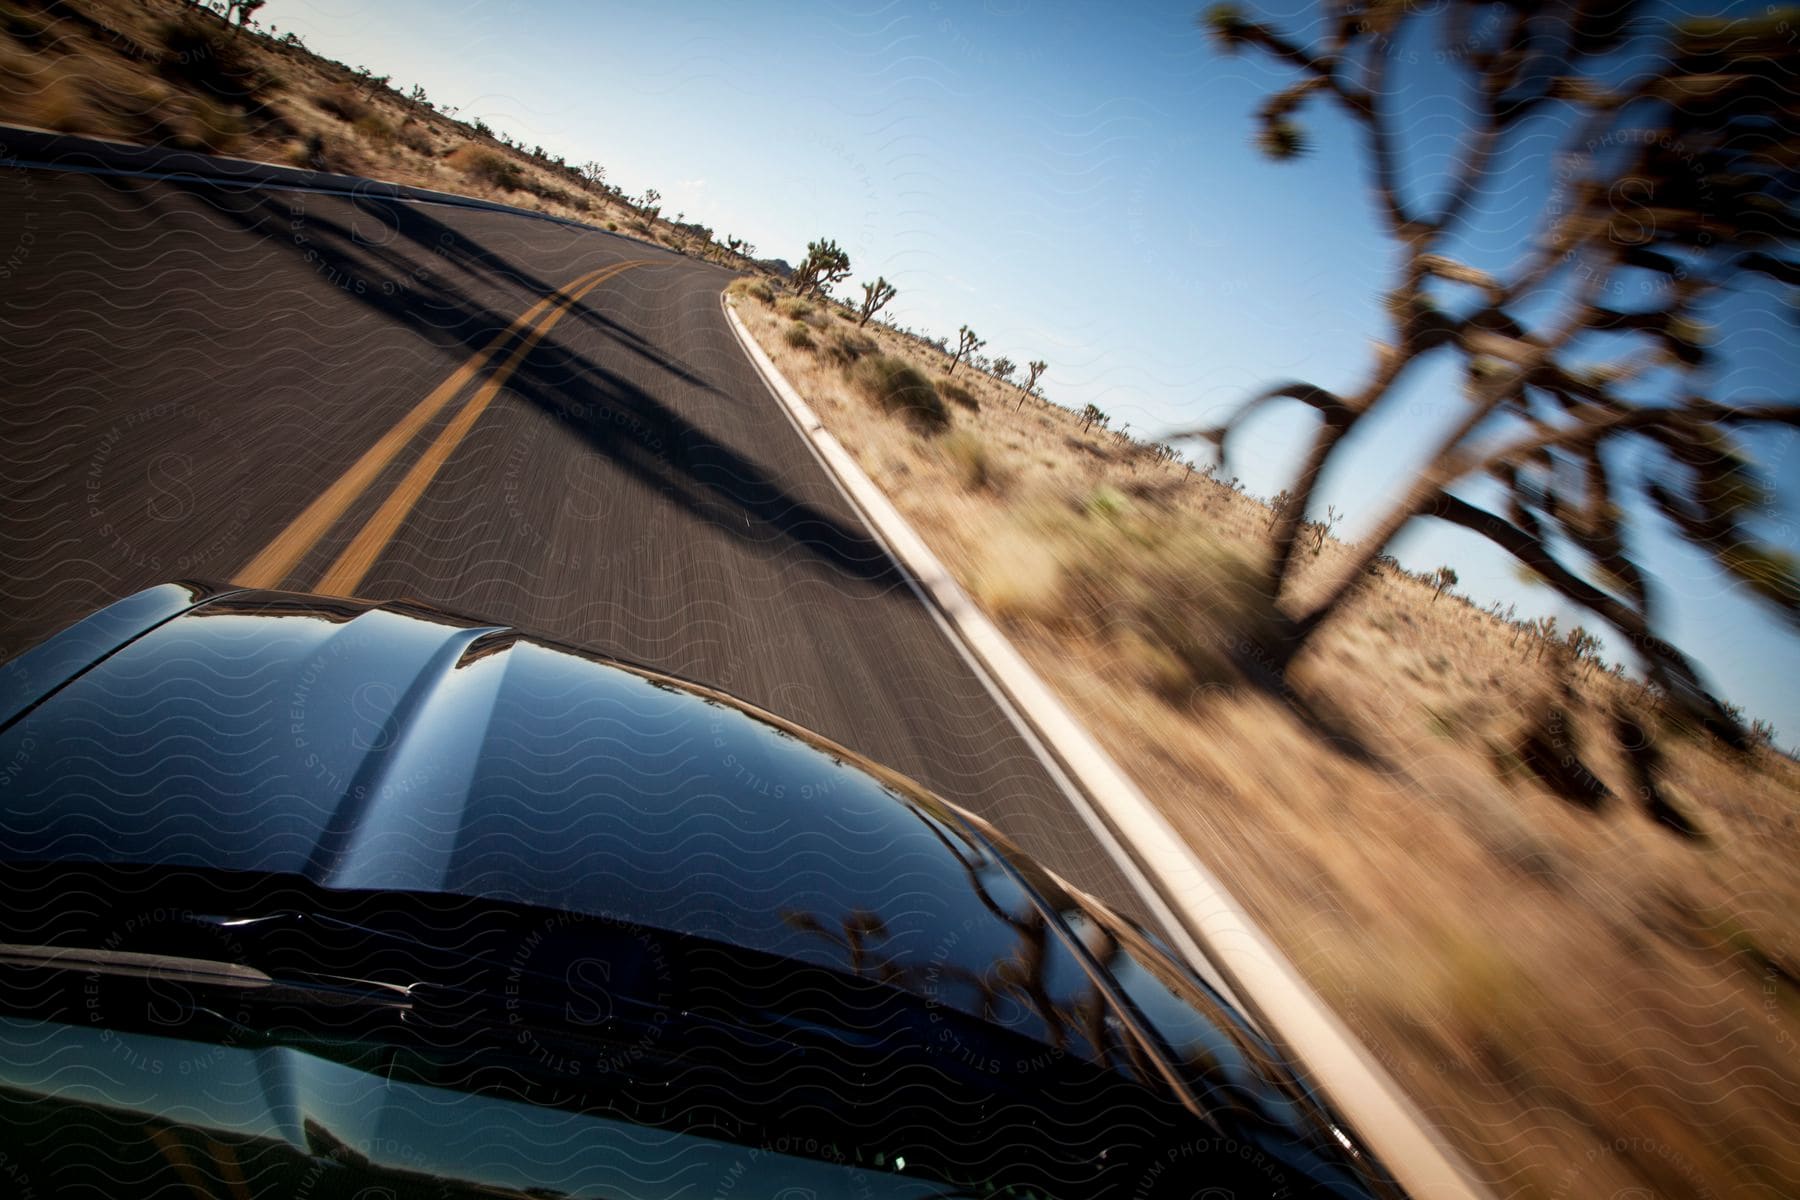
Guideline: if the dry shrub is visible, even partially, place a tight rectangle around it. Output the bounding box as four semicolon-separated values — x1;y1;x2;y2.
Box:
527;180;578;207
446;143;522;191
395;121;433;155
850;355;949;433
0;6;52;46
782;321;814;350
286;131;341;172
156;16;267;104
937;378;979;411
777;296;814;322
941;430;1000;492
315;83;369;123
825;328;877;365
972;524;1066;626
176;91;245;152
730;277;777;305
978;497;1272;699
15;58;242;153
352;111;394;145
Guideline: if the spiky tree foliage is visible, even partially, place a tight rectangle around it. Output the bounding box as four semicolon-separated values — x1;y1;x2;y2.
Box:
947;325;985;375
1186;1;1800;740
1016;359;1047;410
990;357;1016;383
1566;624;1604;672
857;277;898;328
792;238;852;300
226;0;265;36
1430;565;1459;603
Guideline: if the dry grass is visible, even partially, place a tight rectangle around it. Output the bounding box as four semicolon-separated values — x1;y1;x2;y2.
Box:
777;295;818;323
445;143;522;191
849;353;949;433
729;276;776;305
940;429;999;493
0;0;707;257
313;82;369;124
0;25;246;154
733;292;1800;1200
936;377;979;412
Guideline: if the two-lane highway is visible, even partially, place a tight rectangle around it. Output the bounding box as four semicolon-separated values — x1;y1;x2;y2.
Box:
0;144;1156;928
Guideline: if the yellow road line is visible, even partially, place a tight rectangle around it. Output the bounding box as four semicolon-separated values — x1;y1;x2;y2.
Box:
207;1139;254;1200
233;263;620;590
148;1126;217;1199
314;258;648;597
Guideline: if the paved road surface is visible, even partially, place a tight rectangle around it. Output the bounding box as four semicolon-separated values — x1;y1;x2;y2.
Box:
0;147;1157;929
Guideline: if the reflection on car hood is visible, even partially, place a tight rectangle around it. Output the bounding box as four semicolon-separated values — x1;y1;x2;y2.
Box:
0;584;1401;1199
0;1016;947;1200
0;585;1073;994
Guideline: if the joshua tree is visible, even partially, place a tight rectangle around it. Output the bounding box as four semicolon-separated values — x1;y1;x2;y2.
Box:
1184;1;1800;740
351;67;390;99
639;188;661;220
579;161;606;190
1532;616;1560;663
792;238;852;300
990;357;1016;383
1015;359;1047;410
947;325;985;375
857;277;898;328
1565;625;1604;673
226;0;265;36
1267;489;1295;530
1080;404;1109;432
1430;565;1459;604
1307;504;1342;557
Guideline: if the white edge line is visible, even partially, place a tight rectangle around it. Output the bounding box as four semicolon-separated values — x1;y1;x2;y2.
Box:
721;293;1493;1200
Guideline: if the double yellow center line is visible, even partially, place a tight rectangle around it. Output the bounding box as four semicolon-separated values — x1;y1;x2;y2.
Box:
236;259;648;596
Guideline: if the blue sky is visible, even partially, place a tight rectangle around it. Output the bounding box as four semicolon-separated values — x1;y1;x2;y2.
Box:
272;0;1798;740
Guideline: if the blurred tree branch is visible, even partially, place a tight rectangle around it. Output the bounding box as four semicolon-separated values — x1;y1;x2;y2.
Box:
1182;1;1800;742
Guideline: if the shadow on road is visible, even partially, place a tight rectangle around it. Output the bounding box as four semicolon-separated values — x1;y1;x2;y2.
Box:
115;175;910;590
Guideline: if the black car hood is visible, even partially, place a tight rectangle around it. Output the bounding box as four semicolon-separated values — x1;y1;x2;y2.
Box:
0;584;1400;1199
0;585;1087;1019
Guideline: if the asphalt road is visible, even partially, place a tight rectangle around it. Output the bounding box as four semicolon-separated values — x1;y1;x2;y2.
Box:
0;148;1156;929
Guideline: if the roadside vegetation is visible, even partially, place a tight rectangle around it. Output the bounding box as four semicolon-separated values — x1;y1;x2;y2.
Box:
0;0;765;268
735;267;1800;1200
728;6;1800;1182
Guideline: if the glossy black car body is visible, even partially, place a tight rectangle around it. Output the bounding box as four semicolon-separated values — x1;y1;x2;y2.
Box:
0;583;1401;1198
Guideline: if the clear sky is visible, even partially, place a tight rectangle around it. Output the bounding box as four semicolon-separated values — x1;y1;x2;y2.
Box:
270;0;1798;741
